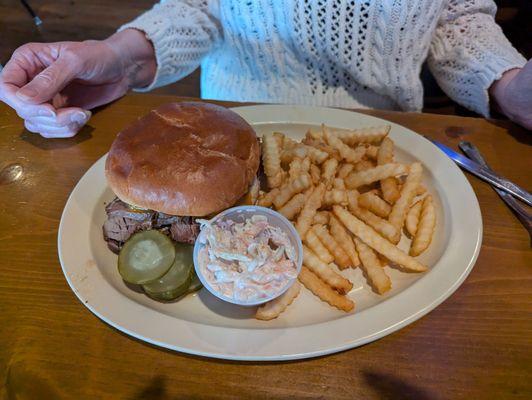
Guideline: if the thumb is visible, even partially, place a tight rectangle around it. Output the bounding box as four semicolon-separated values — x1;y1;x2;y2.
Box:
16;57;79;104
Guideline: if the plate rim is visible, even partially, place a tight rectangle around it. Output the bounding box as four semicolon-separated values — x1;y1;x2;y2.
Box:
58;104;483;361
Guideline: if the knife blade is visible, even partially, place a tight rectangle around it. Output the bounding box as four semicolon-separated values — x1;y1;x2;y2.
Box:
428;138;532;207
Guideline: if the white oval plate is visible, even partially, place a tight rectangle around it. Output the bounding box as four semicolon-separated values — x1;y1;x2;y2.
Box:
58;105;482;361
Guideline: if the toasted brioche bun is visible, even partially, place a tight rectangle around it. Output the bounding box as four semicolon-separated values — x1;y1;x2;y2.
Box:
105;102;260;216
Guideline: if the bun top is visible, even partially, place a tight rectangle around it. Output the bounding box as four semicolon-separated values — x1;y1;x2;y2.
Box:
105;102;260;216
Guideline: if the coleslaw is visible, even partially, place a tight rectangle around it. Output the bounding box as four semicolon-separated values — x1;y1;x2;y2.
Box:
196;215;298;302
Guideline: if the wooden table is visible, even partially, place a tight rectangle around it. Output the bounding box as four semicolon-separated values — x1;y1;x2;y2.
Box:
1;94;530;399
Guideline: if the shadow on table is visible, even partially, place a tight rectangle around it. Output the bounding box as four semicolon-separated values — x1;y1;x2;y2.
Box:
362;371;435;400
485;119;532;146
128;369;437;400
19;124;94;150
131;375;169;400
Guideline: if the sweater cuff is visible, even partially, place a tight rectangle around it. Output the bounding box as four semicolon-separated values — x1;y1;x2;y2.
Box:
117;3;220;92
429;10;527;118
117;23;177;92
474;52;526;118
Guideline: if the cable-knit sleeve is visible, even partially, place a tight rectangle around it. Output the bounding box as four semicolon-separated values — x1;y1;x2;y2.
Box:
427;0;526;117
118;0;221;91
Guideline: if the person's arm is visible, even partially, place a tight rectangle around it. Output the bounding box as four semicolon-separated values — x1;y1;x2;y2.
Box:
118;0;222;91
0;0;221;138
104;28;157;90
489;62;532;129
427;0;527;120
0;30;157;138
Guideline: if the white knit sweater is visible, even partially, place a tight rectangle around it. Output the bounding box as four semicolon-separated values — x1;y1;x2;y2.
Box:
120;0;526;116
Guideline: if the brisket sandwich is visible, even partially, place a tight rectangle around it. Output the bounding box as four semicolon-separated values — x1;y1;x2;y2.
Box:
102;102;260;253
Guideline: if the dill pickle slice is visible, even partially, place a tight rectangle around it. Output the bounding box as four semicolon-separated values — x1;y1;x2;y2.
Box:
142;243;194;300
143;281;190;301
187;269;203;293
118;230;175;285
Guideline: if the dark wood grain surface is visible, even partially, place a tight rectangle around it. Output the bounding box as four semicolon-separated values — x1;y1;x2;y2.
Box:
0;94;531;400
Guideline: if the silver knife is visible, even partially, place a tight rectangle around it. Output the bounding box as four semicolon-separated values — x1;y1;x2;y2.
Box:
428;138;532;207
459;141;531;243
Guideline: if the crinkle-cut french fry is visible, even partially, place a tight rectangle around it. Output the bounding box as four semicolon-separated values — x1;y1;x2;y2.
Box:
353;160;375;172
288;157;303;179
381;177;401;204
257;188;280;207
303;245;353;292
323;125;365;164
378;137;401;204
358;191;392;218
309;164;321;185
323;189;348;207
281;144;328;165
305;229;334;264
262;133;283;188
273;174;312;208
288;157;311;180
405;200;423;237
354;238;391;294
272;132;285;149
300;157;311;173
329;215;360;267
365;145;379;160
278;192;307;220
281;170;290;186
303;137;341;161
348;205;398;242
310;125;390;145
388;162;423;244
305;129;322;141
295;184;325;237
271;173;286;189
397;183;427;197
333;178;346;190
282;136;298;149
377;137;394;161
345;163;408;189
333;206;427;272
249;177;261;205
329;125;390;146
337;163;355;179
347;190;359;210
280;146;306;165
313;211;330;225
311;225;352;270
304;144;329;164
255;281;301;320
415;185;427;196
410;195;436;256
321;158;339;185
298;267;354;312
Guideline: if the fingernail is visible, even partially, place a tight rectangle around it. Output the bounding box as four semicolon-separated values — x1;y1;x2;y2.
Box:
39;109;56;117
16;88;38;101
71;110;91;124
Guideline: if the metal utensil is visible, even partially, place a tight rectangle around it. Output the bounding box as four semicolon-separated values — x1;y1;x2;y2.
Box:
459;141;532;242
428;139;532;207
20;0;42;26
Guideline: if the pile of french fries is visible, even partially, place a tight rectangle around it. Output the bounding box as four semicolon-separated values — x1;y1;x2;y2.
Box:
255;124;436;321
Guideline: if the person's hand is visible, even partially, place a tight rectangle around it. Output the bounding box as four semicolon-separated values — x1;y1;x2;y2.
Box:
490;60;532;130
0;29;156;138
